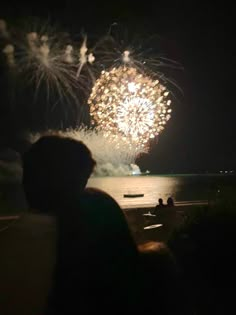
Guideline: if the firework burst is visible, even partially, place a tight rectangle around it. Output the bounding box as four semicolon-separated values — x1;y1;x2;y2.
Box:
88;66;172;148
17;30;79;105
0;20;95;113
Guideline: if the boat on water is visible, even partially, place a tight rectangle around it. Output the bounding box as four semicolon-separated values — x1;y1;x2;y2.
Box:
123;194;144;198
130;170;150;176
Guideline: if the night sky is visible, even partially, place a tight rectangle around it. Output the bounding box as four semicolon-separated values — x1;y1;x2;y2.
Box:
1;1;235;173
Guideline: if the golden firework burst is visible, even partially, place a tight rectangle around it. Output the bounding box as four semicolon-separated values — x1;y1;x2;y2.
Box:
88;66;172;147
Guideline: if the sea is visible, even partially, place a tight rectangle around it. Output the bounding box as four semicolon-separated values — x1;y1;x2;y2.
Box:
87;174;236;208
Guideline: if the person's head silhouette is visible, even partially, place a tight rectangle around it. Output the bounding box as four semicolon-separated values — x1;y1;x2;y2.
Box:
159;198;164;206
22;135;96;214
167;197;174;207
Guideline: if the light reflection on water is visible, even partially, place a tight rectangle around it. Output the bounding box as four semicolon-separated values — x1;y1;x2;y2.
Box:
87;175;236;208
88;176;183;208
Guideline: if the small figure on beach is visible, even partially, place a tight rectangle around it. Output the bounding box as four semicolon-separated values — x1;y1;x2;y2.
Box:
167;197;174;207
156;198;165;208
153;198;166;214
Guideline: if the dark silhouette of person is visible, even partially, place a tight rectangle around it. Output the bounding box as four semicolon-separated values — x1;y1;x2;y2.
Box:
48;187;139;314
22;135;96;215
153;197;177;240
167;197;174;207
153;198;166;214
22;135;96;313
158;198;165;207
138;242;184;314
51;187;181;314
22;135;181;314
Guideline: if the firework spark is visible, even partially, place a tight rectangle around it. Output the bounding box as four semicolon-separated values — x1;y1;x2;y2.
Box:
18;30;80;105
0;21;95;115
88;66;172;148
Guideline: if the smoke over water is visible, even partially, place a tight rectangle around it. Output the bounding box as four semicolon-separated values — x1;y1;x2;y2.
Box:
29;129;143;176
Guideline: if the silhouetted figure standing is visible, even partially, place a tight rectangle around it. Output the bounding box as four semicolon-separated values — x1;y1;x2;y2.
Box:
154;198;166;214
154;197;177;241
167;197;174;207
157;198;165;208
158;198;164;206
23;136;96;314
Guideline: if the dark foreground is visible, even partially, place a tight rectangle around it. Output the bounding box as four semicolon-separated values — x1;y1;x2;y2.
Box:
0;204;200;315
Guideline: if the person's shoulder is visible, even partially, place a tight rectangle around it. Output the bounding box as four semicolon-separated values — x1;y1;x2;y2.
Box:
81;187;121;211
83;187;115;203
84;187;109;197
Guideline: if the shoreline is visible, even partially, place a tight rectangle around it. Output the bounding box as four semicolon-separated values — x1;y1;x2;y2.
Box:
0;200;208;222
122;199;208;210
